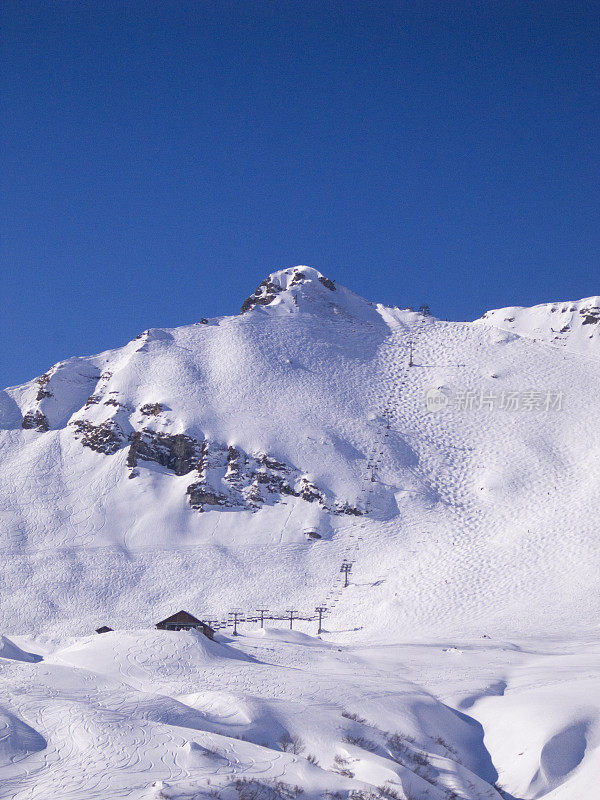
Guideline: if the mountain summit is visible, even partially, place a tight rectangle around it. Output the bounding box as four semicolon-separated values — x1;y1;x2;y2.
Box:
240;266;337;313
239;265;382;326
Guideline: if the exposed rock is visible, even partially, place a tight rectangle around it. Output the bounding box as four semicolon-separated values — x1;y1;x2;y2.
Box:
127;429;203;476
85;395;102;408
336;502;363;516
289;270;307;286
240;270;337;312
258;453;289;471
35;372;53;401
298;477;326;505
22;410;50;432
68;415;356;516
140;402;163;416
127;431;141;468
304;530;322;540
183;445;347;513
581;311;600;325
240;278;284;313
70;420;126;455
242;480;263;507
225;445;240;480
318;276;336;291
186;483;228;511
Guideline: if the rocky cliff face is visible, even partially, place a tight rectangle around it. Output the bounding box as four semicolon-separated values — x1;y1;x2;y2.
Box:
16;323;364;516
70;411;360;514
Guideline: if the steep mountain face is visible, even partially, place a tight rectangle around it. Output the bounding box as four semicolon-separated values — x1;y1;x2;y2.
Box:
0;267;599;639
4;268;386;524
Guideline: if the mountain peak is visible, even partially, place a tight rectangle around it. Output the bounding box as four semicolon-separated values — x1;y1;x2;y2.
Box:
267;266;336;293
240;266;336;314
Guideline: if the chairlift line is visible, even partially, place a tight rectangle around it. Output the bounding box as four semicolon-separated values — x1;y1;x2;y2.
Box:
181;325;428;641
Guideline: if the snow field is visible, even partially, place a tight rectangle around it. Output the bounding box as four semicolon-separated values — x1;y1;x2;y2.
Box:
0;628;597;799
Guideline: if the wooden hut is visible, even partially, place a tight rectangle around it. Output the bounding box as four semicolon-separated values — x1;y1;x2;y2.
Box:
155;610;215;639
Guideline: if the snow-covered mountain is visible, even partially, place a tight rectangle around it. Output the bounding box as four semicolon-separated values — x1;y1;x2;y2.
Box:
1;266;599;800
0;265;598;640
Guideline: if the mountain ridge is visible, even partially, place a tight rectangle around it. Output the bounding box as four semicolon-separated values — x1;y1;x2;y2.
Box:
3;266;598;403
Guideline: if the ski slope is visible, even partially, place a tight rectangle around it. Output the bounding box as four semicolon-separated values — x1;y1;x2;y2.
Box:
0;266;598;799
0;266;598;639
0;627;597;800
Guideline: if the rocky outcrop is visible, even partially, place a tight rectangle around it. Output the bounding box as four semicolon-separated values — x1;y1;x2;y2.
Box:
35;372;53;401
224;445;244;484
127;430;204;476
240;278;285;313
240;268;337;313
84;395;102;408
335;501;363;516
181;442;344;513
22;410;50;432
186;483;228;510
580;305;600;325
66;409;358;515
318;276;336;291
70;420;126;455
298;477;326;505
140;403;163;416
250;453;299;498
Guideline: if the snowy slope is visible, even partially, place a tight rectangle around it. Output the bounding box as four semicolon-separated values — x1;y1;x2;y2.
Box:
0;266;599;641
0;627;597;800
476;295;600;353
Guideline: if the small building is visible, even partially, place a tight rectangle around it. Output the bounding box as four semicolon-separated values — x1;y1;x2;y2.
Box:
95;626;113;634
155;610;215;639
303;529;322;540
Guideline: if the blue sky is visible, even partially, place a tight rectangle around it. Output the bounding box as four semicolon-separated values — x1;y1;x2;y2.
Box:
1;1;598;388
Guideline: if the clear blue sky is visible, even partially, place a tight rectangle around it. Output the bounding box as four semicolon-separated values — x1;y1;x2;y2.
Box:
1;1;598;388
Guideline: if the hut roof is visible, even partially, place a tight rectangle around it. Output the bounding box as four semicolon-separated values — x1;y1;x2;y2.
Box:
156;610;203;627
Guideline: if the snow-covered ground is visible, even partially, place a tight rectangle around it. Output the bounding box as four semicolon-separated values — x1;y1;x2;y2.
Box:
0;626;597;800
0;267;598;798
